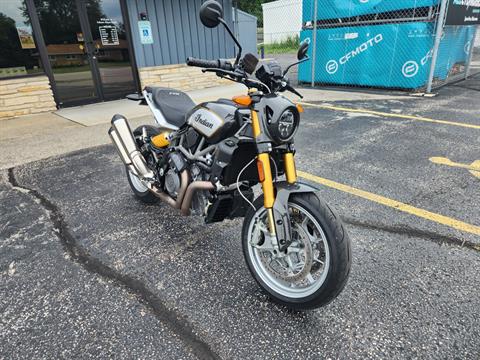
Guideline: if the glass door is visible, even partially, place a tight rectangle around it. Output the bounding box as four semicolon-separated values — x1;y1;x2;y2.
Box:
33;0;137;107
85;0;136;100
34;0;99;106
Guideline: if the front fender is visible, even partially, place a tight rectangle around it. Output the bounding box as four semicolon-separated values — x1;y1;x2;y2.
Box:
272;181;320;248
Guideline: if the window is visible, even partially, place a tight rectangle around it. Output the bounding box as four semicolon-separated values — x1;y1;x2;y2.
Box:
0;0;43;78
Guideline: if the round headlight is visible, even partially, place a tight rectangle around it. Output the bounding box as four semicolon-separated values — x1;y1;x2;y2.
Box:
278;110;296;140
266;107;299;143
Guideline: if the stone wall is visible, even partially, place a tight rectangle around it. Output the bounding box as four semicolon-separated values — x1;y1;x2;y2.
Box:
0;76;56;120
138;63;231;92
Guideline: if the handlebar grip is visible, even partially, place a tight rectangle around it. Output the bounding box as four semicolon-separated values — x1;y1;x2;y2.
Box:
186;57;219;69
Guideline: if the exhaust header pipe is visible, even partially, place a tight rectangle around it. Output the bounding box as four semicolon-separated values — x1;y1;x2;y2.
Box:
109;114;154;180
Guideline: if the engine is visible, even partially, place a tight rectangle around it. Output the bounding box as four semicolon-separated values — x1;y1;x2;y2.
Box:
164;168;181;198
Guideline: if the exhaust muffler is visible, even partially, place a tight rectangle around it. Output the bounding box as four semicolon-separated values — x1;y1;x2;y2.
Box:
109;114;154;181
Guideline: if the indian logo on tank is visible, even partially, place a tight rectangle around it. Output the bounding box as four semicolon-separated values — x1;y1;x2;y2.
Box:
188;107;224;137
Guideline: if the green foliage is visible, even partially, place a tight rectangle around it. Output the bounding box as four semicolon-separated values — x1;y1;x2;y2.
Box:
263;35;300;54
234;0;276;27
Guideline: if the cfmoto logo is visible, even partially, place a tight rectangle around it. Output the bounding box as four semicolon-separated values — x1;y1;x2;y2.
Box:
326;60;339;74
325;34;383;76
465;41;471;55
402;61;419;78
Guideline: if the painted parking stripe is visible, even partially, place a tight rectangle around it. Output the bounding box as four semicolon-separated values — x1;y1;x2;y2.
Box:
299;102;480;130
298;170;480;236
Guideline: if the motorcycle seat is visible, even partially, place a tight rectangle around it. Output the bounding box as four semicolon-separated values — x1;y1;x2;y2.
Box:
145;86;196;128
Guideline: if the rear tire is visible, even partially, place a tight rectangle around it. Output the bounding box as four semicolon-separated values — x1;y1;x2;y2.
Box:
126;168;158;204
242;192;351;310
125;125;160;204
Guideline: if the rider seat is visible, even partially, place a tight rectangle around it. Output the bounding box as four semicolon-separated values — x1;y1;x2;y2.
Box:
145;86;196;128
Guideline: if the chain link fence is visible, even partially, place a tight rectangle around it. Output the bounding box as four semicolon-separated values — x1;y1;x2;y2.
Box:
233;0;479;92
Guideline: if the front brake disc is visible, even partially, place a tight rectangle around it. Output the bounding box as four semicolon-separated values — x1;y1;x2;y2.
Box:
260;224;313;284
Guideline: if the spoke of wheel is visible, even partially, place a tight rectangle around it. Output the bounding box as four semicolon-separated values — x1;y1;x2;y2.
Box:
286;255;295;271
287;247;301;253
301;215;309;228
306;273;315;284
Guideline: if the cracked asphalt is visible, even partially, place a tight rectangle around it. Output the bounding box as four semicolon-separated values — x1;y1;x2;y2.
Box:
1;80;480;359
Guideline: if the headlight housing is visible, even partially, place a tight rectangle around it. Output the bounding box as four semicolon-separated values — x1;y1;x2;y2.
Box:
265;107;300;144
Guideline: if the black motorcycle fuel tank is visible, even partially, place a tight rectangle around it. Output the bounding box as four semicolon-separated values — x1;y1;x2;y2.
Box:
186;101;243;144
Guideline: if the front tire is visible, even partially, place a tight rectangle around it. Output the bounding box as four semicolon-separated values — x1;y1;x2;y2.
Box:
242;192;351;310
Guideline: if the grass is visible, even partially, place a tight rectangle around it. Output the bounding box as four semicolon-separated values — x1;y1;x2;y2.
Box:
262;36;300;55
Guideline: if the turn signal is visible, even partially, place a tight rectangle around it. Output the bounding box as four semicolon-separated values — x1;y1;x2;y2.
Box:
296;103;304;113
256;159;265;182
233;95;252;106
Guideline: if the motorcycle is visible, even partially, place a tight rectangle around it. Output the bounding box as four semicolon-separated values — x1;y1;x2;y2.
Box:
108;0;351;309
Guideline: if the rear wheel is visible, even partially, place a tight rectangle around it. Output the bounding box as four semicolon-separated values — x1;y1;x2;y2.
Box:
126;168;158;204
242;193;351;310
125;126;159;204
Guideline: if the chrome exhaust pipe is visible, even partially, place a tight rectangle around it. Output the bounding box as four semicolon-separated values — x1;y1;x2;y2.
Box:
110;114;154;180
181;181;215;216
108;127;138;176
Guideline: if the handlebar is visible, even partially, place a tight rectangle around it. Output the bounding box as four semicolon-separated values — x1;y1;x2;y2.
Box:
186;57;303;98
186;57;234;71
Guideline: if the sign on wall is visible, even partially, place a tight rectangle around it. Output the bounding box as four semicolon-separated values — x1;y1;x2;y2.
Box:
138;20;154;44
446;0;480;25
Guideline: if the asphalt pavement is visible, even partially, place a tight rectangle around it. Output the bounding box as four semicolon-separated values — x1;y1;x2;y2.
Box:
1;78;480;359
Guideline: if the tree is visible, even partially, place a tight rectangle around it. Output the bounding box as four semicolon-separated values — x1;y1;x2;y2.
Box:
234;0;276;27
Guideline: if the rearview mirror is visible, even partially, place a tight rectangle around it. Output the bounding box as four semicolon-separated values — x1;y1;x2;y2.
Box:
199;0;223;28
297;39;310;60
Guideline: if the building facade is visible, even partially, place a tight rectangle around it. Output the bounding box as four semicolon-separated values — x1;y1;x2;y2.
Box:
0;0;236;119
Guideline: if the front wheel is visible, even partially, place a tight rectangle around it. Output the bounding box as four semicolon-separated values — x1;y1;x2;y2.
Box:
242;193;351;310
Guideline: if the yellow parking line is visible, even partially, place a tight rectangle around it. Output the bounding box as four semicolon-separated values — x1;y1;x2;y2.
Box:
299;102;480;130
298;170;480;236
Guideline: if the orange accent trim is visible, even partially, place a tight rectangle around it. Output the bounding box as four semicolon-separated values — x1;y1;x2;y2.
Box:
258;153;275;208
257;159;265;183
151;132;170;148
232;95;252;106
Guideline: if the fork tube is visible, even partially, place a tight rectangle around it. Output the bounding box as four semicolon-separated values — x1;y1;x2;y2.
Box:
283;152;297;184
252;110;276;235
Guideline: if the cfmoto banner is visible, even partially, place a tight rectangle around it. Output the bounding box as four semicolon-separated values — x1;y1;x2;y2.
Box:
299;23;476;89
302;0;439;22
446;0;480;25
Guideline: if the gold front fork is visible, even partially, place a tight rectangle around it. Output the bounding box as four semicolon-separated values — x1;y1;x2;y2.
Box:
283;152;297;184
252;110;277;235
251;110;298;235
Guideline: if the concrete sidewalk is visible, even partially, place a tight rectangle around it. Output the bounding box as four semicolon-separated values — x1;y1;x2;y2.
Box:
0;83;410;170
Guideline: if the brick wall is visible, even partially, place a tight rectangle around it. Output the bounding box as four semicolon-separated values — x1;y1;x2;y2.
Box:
0;76;56;120
138;63;231;92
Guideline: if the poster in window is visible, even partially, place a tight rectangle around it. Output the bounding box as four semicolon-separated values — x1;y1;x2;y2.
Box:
99;25;119;46
16;26;36;49
446;0;480;25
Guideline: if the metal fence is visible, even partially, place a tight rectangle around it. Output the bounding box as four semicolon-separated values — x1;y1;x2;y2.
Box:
233;0;480;93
